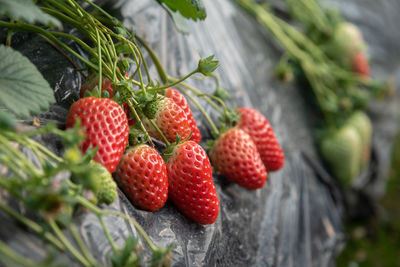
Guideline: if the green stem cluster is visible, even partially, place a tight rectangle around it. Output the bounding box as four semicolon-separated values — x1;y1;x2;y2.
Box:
2;0;230;146
0;127;170;266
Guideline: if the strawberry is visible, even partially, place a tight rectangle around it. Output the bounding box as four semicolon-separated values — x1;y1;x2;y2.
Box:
319;125;362;186
210;128;268;190
165;88;201;143
142;95;191;143
351;51;370;77
346;111;372;169
330;22;365;58
166;141;219;224
115;144;168;211
237;107;284;172
66;97;129;173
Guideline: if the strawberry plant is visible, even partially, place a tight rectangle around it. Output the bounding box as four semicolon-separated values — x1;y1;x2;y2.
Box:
0;0;288;264
0;0;215;265
0;123;173;266
138;36;285;187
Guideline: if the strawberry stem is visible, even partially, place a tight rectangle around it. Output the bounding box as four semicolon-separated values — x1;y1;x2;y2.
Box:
157;70;199;90
148;119;171;146
98;215;118;252
95;27;103;94
104;210;158;252
0;135;42;177
0;202;64;251
76;196;159;252
48;219;91;266
136;35;204;92
5;20;13;46
132;38;152;84
129;41;146;92
81;0;114;21
127;99;156;148
0;21;99;71
135;35;168;84
237;0;339;127
68;224;98;266
168;77;223;114
0;240;35;267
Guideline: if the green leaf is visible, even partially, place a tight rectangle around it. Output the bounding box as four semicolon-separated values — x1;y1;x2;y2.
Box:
0;0;61;28
165;7;190;34
0;45;55;118
158;0;206;21
0;108;16;130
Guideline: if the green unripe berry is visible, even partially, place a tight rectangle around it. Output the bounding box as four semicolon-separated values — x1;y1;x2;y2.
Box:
90;161;118;204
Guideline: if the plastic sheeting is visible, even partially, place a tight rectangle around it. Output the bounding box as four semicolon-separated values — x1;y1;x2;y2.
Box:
2;0;400;266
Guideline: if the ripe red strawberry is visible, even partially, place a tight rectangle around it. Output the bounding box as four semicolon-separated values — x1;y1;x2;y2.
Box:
165;88;201;143
115;144;168;211
210;128;268;190
66;97;129;173
166;141;219;224
351;51;370;77
142;96;191;143
237;107;284;172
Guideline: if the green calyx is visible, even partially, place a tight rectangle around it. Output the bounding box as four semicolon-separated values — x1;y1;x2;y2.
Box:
143;99;159;120
198;55;219;76
128;126;152;147
217;108;240;135
132;93;161;119
162;133;192;162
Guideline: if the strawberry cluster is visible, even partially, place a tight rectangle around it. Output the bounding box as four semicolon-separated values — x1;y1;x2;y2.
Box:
66;79;285;225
